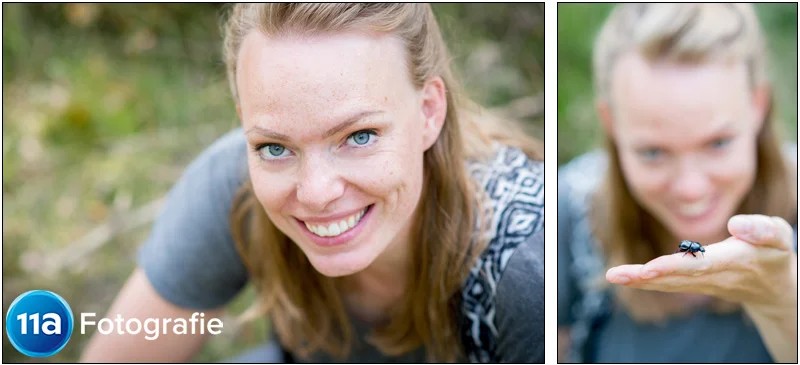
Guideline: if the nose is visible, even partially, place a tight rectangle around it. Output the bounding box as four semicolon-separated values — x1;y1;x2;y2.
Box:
671;158;711;201
295;154;345;212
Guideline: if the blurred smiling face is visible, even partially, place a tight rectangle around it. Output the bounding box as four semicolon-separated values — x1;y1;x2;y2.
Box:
605;52;768;243
235;30;444;277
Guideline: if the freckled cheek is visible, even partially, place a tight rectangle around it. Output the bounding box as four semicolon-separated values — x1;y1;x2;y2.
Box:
630;176;671;213
342;154;421;210
707;146;756;190
708;151;756;197
249;168;295;218
618;153;671;196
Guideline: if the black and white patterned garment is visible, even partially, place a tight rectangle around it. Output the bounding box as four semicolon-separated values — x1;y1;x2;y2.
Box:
459;143;545;362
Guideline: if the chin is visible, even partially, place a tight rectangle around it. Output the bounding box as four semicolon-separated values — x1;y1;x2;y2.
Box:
669;213;730;243
304;249;377;278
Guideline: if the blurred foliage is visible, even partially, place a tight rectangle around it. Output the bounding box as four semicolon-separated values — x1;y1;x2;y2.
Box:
1;3;543;363
557;3;798;166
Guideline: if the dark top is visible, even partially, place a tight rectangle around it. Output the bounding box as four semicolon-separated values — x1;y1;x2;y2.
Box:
557;146;798;363
137;128;545;363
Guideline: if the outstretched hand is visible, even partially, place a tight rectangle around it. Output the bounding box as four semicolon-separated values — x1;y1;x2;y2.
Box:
605;214;796;306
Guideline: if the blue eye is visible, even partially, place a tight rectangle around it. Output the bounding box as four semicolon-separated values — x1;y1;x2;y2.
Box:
267;144;285;156
346;130;376;146
639;148;664;160
258;143;290;159
710;137;732;149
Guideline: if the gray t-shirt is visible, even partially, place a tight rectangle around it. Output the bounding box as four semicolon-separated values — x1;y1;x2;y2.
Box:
557;147;798;363
137;128;545;363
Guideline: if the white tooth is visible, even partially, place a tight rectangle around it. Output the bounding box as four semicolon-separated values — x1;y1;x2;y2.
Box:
328;223;341;236
348;215;356;228
305;222;314;233
317;225;329;236
680;200;709;216
339;221;348;233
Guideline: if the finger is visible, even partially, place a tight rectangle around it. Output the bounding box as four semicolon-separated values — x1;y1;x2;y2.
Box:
609;260;717;294
639;239;753;278
641;252;712;278
606;264;645;284
607;248;717;284
607;262;709;291
625;276;713;296
771;216;796;251
606;253;712;284
728;214;793;250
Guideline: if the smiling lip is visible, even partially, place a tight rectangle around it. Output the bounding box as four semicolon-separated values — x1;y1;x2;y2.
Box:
673;195;718;222
296;205;373;247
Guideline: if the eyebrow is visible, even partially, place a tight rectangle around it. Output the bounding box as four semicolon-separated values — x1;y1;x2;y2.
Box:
246;110;384;142
708;119;734;136
629;119;736;150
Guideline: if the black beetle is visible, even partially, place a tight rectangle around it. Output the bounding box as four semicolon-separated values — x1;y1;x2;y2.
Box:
676;240;705;257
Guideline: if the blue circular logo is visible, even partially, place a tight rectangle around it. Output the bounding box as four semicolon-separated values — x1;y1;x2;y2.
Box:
5;290;74;357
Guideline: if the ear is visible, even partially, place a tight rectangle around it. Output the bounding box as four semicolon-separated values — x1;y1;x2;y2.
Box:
420;76;447;151
596;98;613;135
751;83;770;132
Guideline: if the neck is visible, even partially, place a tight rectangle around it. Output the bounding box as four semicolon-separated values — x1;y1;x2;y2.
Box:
367;220;413;281
340;237;412;325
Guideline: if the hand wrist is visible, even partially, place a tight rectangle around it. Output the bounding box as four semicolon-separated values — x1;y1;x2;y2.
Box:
744;254;797;315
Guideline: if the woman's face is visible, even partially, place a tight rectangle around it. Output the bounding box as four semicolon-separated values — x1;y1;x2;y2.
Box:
603;52;768;243
235;31;445;277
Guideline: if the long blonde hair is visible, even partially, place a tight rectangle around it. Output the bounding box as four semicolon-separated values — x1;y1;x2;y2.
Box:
221;3;543;361
591;3;797;322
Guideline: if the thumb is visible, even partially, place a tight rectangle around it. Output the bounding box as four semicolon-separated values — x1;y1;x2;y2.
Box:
728;214;793;250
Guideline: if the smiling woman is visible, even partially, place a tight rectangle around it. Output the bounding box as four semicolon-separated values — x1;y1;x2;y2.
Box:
558;3;797;363
79;3;545;363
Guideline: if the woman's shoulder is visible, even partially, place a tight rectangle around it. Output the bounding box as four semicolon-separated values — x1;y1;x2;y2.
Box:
458;226;544;362
135;127;251;310
558;149;607;200
464;143;544;276
464;143;545;267
467;143;545;240
458;144;545;362
556;150;608;237
464;228;545;362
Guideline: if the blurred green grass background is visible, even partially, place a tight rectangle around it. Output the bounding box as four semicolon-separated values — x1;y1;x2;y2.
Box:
558;3;797;166
2;3;543;363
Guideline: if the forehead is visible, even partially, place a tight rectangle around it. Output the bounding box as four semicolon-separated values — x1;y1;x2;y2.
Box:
235;30;413;118
609;52;752;143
